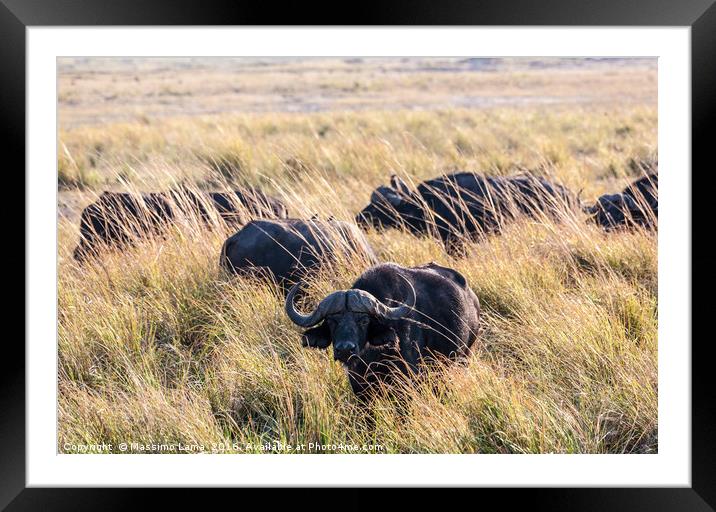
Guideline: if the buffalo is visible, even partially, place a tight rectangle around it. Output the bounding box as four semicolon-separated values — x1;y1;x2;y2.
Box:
587;173;658;229
221;218;377;290
356;172;578;255
285;262;481;397
73;188;288;262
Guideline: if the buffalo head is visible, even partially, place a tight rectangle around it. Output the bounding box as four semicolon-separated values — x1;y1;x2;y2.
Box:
355;175;416;231
285;281;415;363
585;193;640;227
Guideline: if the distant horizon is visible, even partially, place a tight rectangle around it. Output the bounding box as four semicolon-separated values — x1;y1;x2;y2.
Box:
59;55;657;72
58;56;656;128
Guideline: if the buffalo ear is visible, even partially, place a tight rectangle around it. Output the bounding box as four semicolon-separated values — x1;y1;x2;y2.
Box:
301;324;331;349
390;175;411;196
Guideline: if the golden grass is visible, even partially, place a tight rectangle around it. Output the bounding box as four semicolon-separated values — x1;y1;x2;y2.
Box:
57;119;657;453
58;105;657;206
58;59;657;453
58;211;657;453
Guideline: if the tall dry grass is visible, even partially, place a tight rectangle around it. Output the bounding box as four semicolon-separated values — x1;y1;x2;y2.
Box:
58;105;657;453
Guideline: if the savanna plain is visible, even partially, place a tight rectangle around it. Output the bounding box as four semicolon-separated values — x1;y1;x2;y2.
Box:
58;57;658;454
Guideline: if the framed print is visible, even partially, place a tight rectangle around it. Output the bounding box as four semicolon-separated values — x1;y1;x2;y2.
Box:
5;0;714;507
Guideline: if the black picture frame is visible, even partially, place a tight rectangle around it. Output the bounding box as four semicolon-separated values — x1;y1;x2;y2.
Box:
5;0;714;508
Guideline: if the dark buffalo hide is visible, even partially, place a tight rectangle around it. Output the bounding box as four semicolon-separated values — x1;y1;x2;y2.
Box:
73;188;288;262
356;172;579;255
221;218;377;290
587;173;658;229
285;262;481;397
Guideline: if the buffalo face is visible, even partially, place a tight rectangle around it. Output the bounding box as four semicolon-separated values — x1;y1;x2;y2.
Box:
587;193;639;228
285;281;415;364
325;312;371;362
356;175;414;230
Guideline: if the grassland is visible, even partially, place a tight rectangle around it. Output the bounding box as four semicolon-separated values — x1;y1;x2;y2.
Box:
57;58;657;454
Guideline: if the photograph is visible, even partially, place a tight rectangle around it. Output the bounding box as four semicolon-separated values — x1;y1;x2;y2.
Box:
56;56;659;455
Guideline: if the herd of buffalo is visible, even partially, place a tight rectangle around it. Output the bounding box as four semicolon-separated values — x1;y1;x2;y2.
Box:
70;170;658;397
